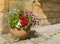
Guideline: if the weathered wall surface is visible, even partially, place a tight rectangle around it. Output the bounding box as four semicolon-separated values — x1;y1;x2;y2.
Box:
0;0;5;12
8;0;60;25
0;0;60;33
8;0;50;25
39;0;60;25
0;0;10;34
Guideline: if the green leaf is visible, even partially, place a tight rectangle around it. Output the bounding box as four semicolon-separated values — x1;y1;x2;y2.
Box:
23;23;30;30
8;12;19;28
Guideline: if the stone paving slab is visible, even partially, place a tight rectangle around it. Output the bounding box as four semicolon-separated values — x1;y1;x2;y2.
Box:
0;24;60;44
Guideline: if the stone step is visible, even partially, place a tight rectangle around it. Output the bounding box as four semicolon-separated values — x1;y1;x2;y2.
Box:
31;23;60;37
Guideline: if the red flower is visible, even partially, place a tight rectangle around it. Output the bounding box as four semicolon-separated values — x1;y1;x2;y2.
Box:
19;16;26;20
20;19;28;26
19;10;24;14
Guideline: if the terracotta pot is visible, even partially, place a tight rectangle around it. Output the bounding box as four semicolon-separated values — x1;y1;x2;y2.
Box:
10;28;30;40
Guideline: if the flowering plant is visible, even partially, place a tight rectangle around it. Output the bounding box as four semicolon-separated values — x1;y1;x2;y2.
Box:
8;9;39;30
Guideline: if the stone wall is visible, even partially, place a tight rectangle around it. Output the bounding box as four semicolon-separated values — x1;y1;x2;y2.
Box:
39;0;60;24
0;0;5;12
0;0;60;33
0;0;60;24
8;0;50;25
8;0;60;25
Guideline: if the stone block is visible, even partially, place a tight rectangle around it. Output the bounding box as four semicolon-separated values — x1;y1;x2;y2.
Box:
42;3;60;11
0;0;5;12
39;0;60;3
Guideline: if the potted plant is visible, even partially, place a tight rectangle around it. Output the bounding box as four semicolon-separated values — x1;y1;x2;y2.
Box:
8;5;39;40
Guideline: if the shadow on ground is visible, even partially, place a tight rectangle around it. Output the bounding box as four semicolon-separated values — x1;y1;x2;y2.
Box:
27;30;39;39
